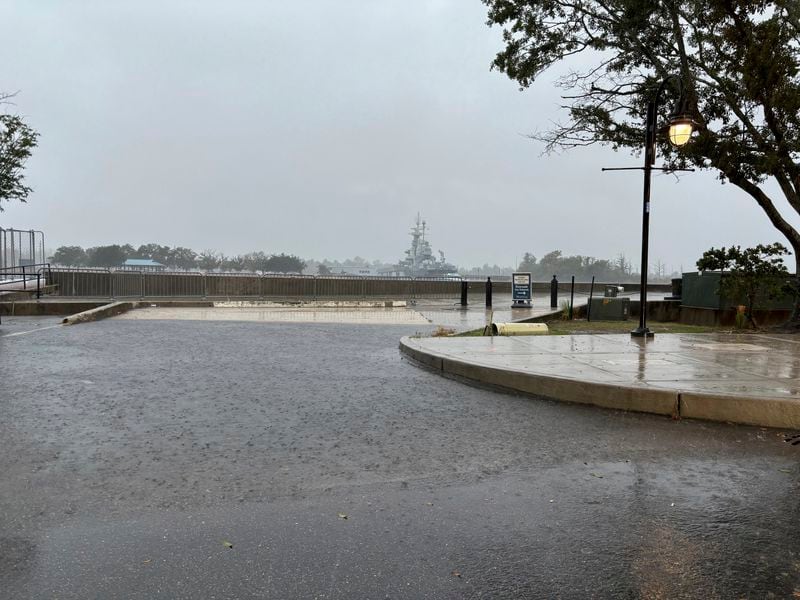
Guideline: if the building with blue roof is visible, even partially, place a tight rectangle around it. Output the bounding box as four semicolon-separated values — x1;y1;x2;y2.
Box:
121;258;166;271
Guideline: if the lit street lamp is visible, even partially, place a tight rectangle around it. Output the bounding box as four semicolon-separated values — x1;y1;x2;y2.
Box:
630;75;698;338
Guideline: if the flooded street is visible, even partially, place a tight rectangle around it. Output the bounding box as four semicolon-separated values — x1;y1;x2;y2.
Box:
1;318;798;598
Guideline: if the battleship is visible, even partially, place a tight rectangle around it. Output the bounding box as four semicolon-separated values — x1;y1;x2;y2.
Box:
395;214;458;277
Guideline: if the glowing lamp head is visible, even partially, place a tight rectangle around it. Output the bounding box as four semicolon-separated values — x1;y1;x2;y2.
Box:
668;115;695;147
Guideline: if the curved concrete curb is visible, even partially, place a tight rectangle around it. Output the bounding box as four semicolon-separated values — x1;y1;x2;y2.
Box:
399;336;800;430
62;301;138;325
679;392;800;430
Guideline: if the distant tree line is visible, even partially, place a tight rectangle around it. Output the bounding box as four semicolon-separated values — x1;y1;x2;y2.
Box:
50;243;306;273
459;263;514;278
50;244;678;281
516;250;675;283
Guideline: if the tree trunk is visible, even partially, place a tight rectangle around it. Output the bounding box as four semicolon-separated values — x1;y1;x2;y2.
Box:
787;251;800;329
724;173;800;330
746;294;758;329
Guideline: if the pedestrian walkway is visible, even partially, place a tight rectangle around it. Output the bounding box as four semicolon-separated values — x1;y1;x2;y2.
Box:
105;292;587;328
412;292;589;332
400;333;800;429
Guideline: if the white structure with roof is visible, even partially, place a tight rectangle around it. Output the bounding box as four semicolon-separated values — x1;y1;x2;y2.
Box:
121;258;166;271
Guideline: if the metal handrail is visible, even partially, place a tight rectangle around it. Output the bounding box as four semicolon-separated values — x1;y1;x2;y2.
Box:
0;262;51;298
0;262;51;276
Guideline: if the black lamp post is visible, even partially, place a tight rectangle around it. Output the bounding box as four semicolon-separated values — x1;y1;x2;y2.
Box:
630;75;697;338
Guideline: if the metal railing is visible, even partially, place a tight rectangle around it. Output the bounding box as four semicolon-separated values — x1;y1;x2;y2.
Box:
28;269;675;302
48;268;111;297
46;269;488;300
0;263;52;298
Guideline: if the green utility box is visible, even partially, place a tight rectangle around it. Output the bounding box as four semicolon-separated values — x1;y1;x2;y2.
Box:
681;271;795;310
589;297;630;321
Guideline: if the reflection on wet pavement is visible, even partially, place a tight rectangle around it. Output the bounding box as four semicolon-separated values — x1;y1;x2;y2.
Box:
113;292;592;331
2;319;798;598
116;306;433;325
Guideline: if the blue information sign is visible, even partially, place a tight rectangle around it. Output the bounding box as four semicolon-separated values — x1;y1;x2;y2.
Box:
512;272;532;306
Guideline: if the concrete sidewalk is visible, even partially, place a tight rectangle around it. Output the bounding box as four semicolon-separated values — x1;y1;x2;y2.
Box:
104;292;589;329
400;333;800;430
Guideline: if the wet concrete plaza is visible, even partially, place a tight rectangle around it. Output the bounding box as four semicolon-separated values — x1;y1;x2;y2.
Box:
112;292;593;332
1;315;799;598
401;333;800;431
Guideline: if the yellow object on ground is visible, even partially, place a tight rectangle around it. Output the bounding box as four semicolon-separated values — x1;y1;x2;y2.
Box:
490;322;549;336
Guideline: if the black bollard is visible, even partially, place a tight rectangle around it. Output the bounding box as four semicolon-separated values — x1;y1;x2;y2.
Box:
460;279;468;307
569;275;575;320
485;277;492;308
550;275;558;309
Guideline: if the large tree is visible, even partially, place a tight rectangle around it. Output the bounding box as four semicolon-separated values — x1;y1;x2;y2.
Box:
52;245;88;267
86;244;132;268
264;253;306;273
197;250;222;271
168;246;198;270
135;243;171;264
484;0;800;324
0;94;39;210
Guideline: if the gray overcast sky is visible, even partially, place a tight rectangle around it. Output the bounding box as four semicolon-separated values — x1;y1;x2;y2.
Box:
3;0;797;272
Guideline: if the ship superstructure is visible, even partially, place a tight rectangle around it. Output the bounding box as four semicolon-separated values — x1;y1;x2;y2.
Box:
396;214;457;277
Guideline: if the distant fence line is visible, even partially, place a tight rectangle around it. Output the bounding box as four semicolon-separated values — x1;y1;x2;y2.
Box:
45;268;668;300
48;269;499;299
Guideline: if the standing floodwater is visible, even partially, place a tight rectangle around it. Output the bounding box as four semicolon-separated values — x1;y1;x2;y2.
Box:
0;318;798;598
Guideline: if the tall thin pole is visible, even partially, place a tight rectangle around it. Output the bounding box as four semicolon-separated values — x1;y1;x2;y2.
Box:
632;100;656;338
569;275;575;320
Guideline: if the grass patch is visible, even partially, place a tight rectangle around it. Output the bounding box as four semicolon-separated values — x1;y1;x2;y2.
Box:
545;320;720;335
431;326;457;337
453;320;725;337
454;327;488;337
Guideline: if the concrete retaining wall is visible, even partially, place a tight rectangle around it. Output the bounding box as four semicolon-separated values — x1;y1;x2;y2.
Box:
0;301;110;316
679;306;792;327
62;302;138;325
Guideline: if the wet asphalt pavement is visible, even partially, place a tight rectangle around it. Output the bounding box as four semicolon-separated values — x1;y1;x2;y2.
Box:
1;317;799;599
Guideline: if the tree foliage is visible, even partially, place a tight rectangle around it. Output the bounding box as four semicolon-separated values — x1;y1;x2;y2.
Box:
135;244;172;265
197;250;222;271
484;1;800;319
517;249;655;281
169;247;198;270
86;244;132;268
263;253;306;273
52;242;308;274
52;246;88;267
222;255;247;271
696;242;792;325
0;98;39;210
241;251;271;272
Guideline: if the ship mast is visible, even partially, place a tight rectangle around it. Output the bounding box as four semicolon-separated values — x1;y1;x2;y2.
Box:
410;213;422;273
400;213;455;277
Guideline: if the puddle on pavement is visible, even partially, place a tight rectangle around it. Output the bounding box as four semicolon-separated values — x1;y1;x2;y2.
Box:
693;342;770;352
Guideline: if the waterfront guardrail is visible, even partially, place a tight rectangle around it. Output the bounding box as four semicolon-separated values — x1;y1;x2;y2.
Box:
40;269;670;301
0;263;52;298
45;269;475;300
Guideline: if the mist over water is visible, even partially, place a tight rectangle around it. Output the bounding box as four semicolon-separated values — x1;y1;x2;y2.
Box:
3;0;796;273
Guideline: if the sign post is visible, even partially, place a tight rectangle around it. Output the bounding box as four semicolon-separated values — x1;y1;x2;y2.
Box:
512;272;532;308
